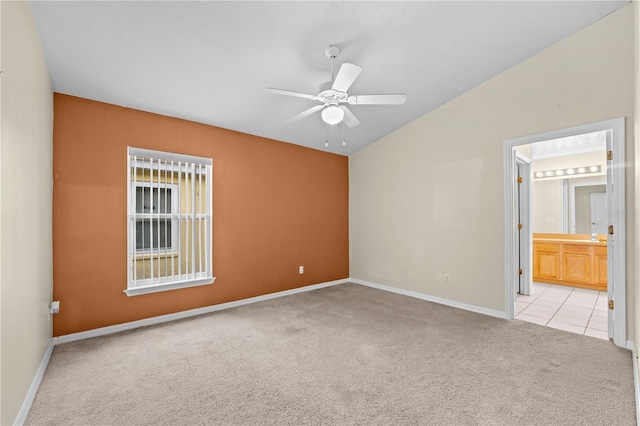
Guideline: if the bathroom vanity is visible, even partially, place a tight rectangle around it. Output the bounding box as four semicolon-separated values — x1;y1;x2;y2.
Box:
532;233;607;291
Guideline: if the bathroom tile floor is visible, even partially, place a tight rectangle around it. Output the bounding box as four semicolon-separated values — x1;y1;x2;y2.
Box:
515;282;609;340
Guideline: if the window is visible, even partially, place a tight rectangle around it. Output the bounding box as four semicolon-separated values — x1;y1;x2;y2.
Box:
126;147;214;296
135;184;177;251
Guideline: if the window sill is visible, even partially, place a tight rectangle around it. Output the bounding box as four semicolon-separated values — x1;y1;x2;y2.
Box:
124;276;216;297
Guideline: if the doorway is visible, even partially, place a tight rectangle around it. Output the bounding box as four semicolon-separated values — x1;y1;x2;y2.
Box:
503;118;626;347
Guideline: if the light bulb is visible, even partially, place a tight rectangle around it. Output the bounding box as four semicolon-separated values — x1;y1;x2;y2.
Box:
589;166;599;172
566;169;575;175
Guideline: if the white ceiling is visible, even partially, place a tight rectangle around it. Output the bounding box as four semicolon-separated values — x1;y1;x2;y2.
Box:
531;131;606;160
29;1;628;156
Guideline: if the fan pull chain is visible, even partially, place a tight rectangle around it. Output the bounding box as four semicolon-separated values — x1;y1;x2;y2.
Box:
342;122;346;146
325;124;329;147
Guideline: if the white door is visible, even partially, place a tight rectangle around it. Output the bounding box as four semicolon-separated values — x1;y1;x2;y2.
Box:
590;193;607;235
515;163;522;296
605;131;613;340
515;152;532;296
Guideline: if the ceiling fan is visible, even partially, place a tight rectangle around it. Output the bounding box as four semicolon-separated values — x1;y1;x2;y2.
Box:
266;45;407;128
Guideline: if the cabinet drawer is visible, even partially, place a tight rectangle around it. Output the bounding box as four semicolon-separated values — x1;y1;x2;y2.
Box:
563;244;592;255
534;242;560;253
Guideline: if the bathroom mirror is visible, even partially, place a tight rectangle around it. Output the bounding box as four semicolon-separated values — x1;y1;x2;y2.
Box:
532;175;606;235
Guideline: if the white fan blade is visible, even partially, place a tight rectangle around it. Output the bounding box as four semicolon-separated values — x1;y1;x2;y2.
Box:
285;104;324;123
348;94;407;105
266;88;319;101
331;63;362;93
340;106;360;128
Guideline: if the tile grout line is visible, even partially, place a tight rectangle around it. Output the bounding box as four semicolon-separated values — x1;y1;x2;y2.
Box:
549;287;585;332
584;296;598;336
544;285;572;327
517;284;607;339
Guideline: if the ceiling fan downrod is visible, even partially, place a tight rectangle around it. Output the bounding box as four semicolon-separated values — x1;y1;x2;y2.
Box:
325;45;340;82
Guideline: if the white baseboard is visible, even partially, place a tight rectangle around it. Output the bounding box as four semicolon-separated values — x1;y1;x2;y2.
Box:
350;278;508;319
13;340;55;426
54;278;349;345
632;343;639;425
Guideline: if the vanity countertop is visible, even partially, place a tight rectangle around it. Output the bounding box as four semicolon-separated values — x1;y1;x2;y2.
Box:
533;233;607;245
533;238;607;245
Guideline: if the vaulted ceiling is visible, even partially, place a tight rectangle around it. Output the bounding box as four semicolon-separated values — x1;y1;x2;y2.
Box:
29;1;628;155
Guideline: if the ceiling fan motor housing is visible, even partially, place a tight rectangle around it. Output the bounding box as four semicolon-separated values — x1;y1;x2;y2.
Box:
317;82;348;105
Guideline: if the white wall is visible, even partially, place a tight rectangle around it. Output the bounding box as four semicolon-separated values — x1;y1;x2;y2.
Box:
532;179;563;234
0;2;53;424
350;5;634;319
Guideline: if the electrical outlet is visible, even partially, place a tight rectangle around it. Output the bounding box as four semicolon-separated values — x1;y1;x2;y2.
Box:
299;266;304;274
444;274;451;284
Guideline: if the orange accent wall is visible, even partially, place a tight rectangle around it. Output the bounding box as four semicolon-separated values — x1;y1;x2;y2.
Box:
52;94;349;336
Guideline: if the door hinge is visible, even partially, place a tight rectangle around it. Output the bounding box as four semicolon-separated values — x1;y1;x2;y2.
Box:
608;225;614;235
518;269;523;275
607;151;613;161
608;300;614;310
517;176;522;184
517;223;523;230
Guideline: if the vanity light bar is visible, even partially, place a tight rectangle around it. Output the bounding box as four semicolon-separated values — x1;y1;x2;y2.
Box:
533;165;601;179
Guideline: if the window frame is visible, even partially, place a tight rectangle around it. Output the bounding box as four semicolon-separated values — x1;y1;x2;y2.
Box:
133;181;179;254
126;147;215;296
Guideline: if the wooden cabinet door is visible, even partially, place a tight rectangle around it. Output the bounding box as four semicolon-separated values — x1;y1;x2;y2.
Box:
594;246;607;287
533;246;561;280
562;253;592;283
562;244;593;284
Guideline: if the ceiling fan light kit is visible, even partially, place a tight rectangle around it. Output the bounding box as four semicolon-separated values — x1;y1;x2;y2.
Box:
266;45;408;140
321;105;344;125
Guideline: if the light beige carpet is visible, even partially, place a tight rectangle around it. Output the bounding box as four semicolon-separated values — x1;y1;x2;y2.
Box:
26;283;635;425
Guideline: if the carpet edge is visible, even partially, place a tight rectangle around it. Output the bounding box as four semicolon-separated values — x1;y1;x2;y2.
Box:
350;278;507;319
